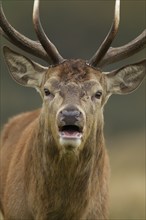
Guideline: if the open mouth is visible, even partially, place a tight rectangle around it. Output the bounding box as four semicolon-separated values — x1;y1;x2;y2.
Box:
59;125;83;139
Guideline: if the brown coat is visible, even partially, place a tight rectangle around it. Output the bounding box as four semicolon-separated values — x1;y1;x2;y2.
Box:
0;107;109;220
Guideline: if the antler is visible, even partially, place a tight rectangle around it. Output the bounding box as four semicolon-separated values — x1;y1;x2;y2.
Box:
0;1;64;64
98;29;146;67
89;0;120;66
89;0;146;68
1;0;145;67
33;0;64;64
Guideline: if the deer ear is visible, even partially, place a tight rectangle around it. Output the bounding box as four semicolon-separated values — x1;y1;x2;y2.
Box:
3;46;47;88
106;60;146;95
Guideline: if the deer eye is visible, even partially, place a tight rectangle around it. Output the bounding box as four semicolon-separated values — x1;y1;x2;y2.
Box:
95;91;102;99
44;88;51;96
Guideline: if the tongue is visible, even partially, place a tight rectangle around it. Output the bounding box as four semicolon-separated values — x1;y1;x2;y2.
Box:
61;131;82;139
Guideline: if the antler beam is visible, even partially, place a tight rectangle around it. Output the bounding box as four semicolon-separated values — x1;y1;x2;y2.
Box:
33;0;64;64
98;29;146;67
0;1;64;64
0;4;50;62
89;0;120;66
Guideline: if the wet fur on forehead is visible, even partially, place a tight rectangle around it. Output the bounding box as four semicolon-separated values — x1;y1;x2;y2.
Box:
46;59;103;83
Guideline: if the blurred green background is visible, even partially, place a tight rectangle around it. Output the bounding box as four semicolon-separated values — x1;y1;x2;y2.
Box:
0;0;145;219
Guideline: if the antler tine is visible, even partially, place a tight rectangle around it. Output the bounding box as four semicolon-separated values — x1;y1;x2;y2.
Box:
98;29;146;67
33;0;64;64
0;2;51;63
89;0;120;67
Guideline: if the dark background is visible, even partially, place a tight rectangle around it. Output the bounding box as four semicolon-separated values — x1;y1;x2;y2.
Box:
0;1;145;219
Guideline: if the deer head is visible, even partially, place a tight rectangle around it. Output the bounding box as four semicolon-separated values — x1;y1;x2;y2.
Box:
1;0;146;152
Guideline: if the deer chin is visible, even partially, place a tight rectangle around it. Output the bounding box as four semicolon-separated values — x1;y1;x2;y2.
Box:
58;125;83;149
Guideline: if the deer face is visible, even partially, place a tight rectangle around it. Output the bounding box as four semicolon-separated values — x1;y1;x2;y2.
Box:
3;47;145;151
1;0;146;151
41;60;107;150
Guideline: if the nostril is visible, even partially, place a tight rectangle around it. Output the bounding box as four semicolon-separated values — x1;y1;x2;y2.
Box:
73;110;82;119
62;110;81;118
59;107;82;125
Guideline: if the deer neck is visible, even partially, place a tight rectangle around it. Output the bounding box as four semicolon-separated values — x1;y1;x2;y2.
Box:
29;112;106;177
26;113;107;218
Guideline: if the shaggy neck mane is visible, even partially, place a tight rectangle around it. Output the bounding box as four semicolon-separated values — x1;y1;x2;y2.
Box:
25;115;106;219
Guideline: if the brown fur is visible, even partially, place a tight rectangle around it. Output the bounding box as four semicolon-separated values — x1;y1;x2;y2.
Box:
1;56;145;220
0;111;109;220
0;60;110;220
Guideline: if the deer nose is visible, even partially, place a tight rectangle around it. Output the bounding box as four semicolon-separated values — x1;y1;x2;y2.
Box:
59;106;82;125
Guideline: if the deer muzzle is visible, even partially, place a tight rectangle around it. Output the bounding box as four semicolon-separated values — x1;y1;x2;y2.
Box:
57;105;85;149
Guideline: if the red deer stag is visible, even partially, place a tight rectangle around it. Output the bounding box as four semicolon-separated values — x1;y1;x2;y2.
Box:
0;0;145;219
